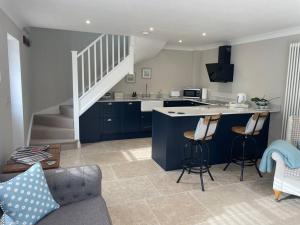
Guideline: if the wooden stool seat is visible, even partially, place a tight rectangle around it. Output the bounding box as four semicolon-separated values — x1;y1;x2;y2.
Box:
184;131;212;141
231;126;260;136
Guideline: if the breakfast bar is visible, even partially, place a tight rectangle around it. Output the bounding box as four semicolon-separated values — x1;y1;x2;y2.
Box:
152;106;278;171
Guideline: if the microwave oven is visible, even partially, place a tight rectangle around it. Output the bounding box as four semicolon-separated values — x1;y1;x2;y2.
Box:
183;88;201;99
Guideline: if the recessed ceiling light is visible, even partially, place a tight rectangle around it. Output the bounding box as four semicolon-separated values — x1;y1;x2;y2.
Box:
178;40;183;43
149;27;154;32
202;32;206;36
86;20;91;24
142;31;149;35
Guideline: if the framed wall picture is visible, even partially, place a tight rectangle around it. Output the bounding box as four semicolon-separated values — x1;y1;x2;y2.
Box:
126;73;136;83
142;68;152;79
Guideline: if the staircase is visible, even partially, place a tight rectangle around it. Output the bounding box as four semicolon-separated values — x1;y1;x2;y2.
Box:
30;105;77;148
29;34;165;147
72;34;134;142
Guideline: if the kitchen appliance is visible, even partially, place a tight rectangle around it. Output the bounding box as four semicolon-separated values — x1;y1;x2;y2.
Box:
170;90;180;98
183;88;201;99
237;93;247;104
206;46;234;82
202;88;208;99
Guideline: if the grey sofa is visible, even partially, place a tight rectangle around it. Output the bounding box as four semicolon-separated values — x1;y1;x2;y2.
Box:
0;165;112;225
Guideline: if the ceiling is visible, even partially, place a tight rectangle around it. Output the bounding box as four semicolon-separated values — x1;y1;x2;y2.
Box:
1;0;300;49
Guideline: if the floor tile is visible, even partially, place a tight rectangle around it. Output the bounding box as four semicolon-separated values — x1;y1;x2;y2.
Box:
108;200;160;225
147;192;211;225
112;159;163;178
102;176;161;206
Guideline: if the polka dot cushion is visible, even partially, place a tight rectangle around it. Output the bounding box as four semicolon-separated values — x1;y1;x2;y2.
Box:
0;163;60;225
1;214;14;224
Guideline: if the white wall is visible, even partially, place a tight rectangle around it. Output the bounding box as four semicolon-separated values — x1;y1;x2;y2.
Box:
194;34;300;141
0;9;31;164
29;28;100;113
112;49;196;97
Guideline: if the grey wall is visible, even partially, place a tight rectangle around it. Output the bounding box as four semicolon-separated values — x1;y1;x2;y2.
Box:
111;49;196;97
194;34;300;141
0;9;32;164
29;28;99;112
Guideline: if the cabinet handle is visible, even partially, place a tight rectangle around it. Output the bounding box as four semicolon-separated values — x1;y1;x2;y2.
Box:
108;102;112;106
107;118;112;122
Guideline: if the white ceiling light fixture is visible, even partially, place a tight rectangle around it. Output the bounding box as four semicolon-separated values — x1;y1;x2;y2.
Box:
85;20;91;24
149;27;154;32
202;32;206;36
142;31;149;35
178;39;183;43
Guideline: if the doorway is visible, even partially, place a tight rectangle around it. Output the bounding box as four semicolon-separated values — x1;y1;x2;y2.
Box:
7;33;25;148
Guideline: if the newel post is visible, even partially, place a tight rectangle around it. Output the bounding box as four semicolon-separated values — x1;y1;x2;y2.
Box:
71;51;80;147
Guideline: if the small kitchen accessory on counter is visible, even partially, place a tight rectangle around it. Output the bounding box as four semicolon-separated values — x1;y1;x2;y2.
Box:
237;93;247;104
114;92;124;100
170;90;180;98
202;88;208;99
102;92;112;100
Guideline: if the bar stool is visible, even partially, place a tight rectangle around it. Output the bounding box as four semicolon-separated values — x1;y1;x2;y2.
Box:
223;112;269;181
177;114;221;191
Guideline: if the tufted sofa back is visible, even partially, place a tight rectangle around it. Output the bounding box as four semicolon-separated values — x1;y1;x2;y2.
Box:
0;165;102;206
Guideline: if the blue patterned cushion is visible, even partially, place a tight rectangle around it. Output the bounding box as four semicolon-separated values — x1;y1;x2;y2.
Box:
0;163;60;225
1;214;14;225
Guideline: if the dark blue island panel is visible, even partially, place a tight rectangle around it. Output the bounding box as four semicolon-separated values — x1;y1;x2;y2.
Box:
152;111;270;171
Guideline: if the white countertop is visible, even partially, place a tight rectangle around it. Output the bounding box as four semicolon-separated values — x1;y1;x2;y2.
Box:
154;105;280;117
98;97;226;106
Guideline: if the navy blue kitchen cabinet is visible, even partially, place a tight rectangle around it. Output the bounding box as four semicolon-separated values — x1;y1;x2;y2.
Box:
123;102;141;133
79;103;101;143
80;101;151;143
141;112;152;132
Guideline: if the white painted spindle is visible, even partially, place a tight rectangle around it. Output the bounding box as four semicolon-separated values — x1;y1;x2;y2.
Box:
88;48;91;88
118;35;120;63
106;35;109;74
112;35;115;69
81;55;85;94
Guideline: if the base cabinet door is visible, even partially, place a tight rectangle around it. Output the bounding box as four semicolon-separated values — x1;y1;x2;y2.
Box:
141;112;152;132
102;117;122;135
79;104;100;143
123;102;141;133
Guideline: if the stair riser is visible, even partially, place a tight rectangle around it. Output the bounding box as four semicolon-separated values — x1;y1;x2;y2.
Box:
31;129;74;139
59;106;73;118
34;116;73;129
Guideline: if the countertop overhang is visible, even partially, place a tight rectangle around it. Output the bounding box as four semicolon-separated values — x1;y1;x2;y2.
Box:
153;105;280;117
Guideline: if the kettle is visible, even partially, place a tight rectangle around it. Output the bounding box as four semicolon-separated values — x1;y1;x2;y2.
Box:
237;93;247;104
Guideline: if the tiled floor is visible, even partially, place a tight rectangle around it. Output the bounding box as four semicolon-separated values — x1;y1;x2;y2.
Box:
61;138;300;225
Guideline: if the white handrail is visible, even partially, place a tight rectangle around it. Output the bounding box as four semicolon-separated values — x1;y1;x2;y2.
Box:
77;34;105;57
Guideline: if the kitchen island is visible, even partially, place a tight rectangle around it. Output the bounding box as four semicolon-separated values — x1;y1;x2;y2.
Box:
152;105;279;171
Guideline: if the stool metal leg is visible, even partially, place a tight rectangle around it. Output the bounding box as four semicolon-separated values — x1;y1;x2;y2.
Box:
224;136;240;171
240;138;246;181
176;168;185;183
204;143;214;181
250;137;263;178
188;141;193;174
199;144;205;191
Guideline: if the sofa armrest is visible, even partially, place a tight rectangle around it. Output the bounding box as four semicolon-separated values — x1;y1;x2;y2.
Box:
271;152;286;178
0;165;102;206
44;165;102;206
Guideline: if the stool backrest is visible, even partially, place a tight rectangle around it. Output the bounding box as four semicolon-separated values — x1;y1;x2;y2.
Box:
194;114;221;140
245;112;269;135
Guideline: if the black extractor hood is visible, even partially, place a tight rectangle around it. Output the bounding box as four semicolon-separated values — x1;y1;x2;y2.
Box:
206;46;234;82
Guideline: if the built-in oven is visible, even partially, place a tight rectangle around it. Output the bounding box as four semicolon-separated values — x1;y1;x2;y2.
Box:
183;88;201;99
